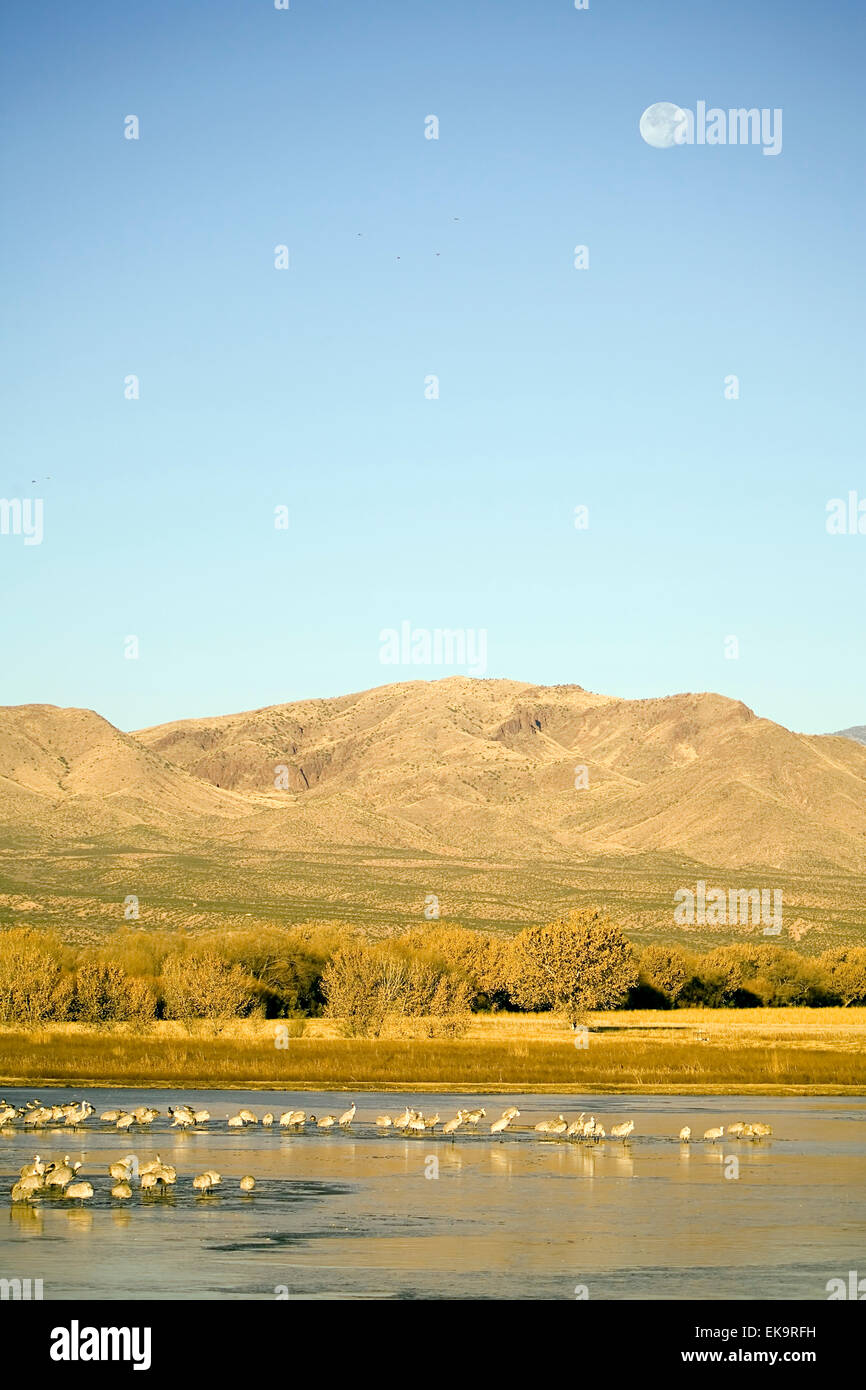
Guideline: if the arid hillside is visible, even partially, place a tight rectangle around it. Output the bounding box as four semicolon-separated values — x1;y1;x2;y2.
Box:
3;679;866;945
134;678;866;872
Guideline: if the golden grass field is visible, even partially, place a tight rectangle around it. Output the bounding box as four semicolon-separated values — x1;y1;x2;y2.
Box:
1;1008;865;1093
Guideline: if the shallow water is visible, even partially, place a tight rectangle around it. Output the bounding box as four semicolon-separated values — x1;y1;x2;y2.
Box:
1;1089;864;1300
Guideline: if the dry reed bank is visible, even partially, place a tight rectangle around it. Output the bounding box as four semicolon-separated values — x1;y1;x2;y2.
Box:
1;1008;864;1093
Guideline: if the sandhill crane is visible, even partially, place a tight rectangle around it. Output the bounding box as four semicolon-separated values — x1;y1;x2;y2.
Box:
111;1181;132;1200
501;1106;521;1121
424;1113;440;1131
610;1120;635;1142
442;1113;463;1136
238;1109;258;1125
408;1115;426;1133
227;1114;245;1128
338;1103;356;1128
193;1109;210;1125
262;1113;274;1127
109;1160;133;1182
240;1175;256;1192
395;1108;421;1132
575;1116;603;1141
193;1173;214;1194
566;1114;587;1138
535;1114;567;1134
0;1101;16;1125
376;1114;393;1128
751;1122;773;1138
24;1107;51;1127
116;1113;135;1131
703;1126;724;1143
170;1106;196;1128
463;1108;486;1127
679;1126;691;1142
317;1114;337;1129
19;1156;46;1179
15;1173;45;1195
726;1122;746;1136
203;1170;222;1186
101;1111;120;1122
278;1109;306;1128
45;1158;80;1189
139;1156;163;1176
65;1181;94;1201
490;1115;512;1136
65;1102;94;1126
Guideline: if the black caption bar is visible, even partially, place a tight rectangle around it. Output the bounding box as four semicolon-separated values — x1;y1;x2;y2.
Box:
1;1298;861;1376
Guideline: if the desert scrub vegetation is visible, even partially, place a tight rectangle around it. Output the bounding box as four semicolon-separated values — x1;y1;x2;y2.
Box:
321;938;474;1037
0;928;75;1024
1;917;865;1037
160;951;254;1029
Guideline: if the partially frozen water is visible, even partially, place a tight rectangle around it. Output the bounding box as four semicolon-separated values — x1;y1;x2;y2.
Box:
2;1088;864;1299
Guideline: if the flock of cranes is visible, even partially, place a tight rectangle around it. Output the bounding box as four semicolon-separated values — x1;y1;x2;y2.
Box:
2;1095;775;1145
679;1121;773;1143
1;1099;96;1129
2;1095;774;1205
9;1150;256;1203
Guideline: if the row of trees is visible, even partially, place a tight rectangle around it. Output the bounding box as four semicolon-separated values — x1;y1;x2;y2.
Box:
636;941;866;1009
0;931;255;1027
1;917;865;1032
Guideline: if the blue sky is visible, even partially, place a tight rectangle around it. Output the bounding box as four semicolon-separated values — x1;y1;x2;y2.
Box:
1;0;863;733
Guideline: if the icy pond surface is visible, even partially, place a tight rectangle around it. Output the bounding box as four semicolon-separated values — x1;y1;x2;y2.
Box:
2;1088;864;1300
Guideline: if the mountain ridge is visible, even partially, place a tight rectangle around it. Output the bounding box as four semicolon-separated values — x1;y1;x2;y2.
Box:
832;725;866;746
2;678;866;874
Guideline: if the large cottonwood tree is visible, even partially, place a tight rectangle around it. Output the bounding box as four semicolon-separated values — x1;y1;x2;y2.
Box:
509;909;638;1023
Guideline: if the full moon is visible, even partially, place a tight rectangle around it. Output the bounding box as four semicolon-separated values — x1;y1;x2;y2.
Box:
639;102;688;149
